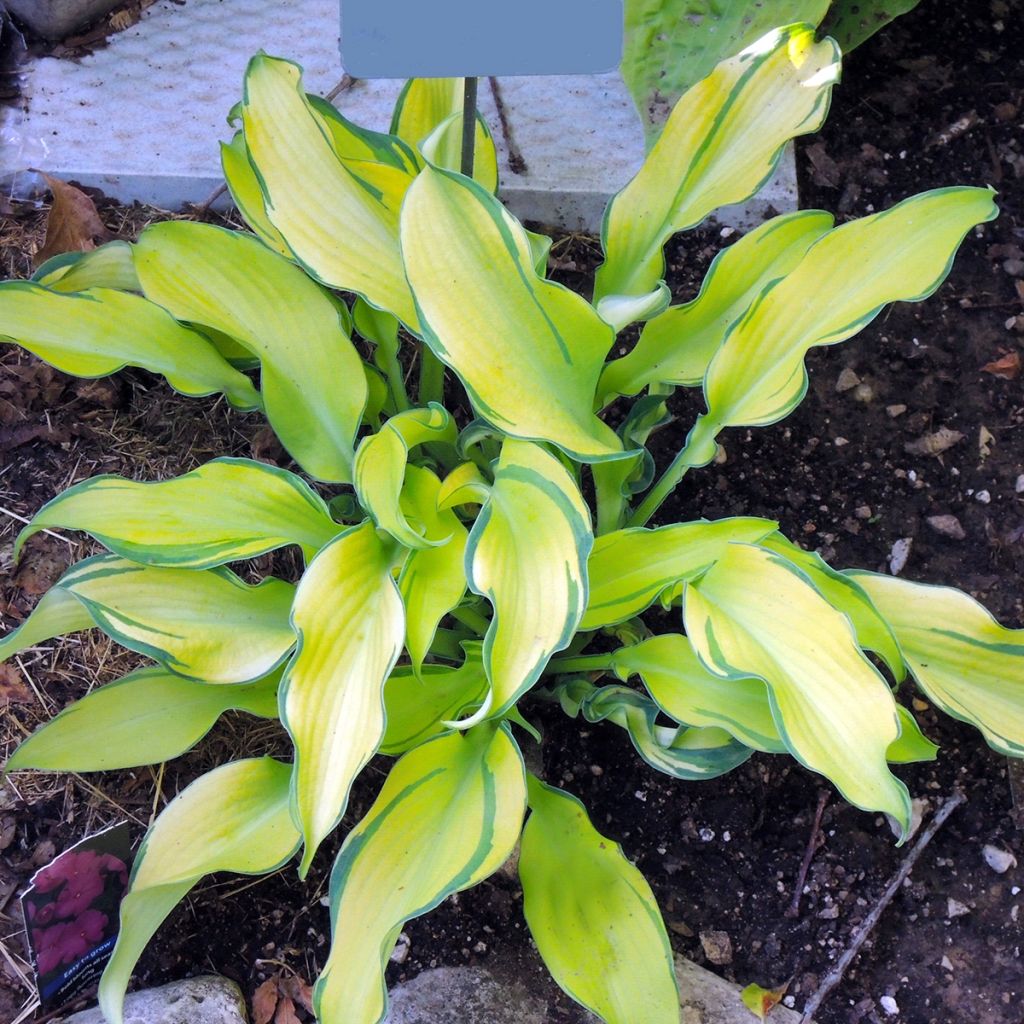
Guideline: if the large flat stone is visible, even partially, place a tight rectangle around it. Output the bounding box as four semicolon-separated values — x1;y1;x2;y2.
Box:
3;0;123;40
58;975;247;1024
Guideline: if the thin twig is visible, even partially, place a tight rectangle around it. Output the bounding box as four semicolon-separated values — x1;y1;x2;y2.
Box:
325;73;356;102
786;790;830;918
487;77;528;174
798;791;966;1023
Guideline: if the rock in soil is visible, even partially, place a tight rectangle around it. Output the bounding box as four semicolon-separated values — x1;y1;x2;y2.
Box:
58;975;247;1024
3;0;124;39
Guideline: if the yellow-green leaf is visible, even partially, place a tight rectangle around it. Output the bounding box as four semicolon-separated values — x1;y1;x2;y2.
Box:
220;131;292;256
99;758;299;1024
7;666;280;772
437;461;492;510
401;165;624;462
34;239;141;293
686;544;910;832
281;521;405;875
465;440;592;720
310;93;420;172
134;221;368;483
740;980;790;1022
315;726;526;1024
581;517;776;630
520;776;678;1024
241;54;417;326
850;571;1024;757
391;78;464;147
15;458;338;568
599;211;832;402
595;24;840;302
420;112;499;192
0;284;260;410
0;586;94;664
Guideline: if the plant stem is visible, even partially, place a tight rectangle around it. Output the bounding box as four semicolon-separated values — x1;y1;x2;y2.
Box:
450;604;490;635
460;77;478;176
545;652;617;675
378;345;410;413
417;348;445;407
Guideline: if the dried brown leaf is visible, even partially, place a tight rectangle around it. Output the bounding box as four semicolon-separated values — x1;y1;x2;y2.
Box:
981;351;1021;380
34;173;111;268
274;995;303;1024
280;975;315;1015
0;664;33;706
252;978;279;1024
904;427;964;457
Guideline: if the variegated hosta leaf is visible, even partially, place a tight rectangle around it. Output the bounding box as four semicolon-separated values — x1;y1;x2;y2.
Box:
240;55;418;327
315;726;526;1024
220;131;292;256
594;281;671;335
15;458;338;568
582;684;752;780
599;211;833;402
465;439;592;721
0;284;260;410
99;758;300;1024
757;534;904;679
421;112;499;193
34;239;141;293
354;406;457;549
581;517;776;630
685;544;911;833
888;706;938;764
595;24;840;302
381;643;487;754
850;571;1024;757
134;221;368;483
398;465;468;669
7;666;280;772
693;187;998;461
437;461;492;510
520;776;679;1024
391;77;464;146
281;521;405;875
309;93;420;172
401;165;624;462
0;556;295;683
611;634;785;753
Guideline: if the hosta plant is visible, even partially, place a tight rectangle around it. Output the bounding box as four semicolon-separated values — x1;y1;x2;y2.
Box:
1;23;1017;1024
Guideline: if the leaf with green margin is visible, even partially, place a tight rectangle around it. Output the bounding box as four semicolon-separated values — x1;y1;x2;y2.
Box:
7;666;280;772
354;406;457;549
756;533;904;679
398;465;468;669
580;517;777;630
391;78;464;145
240;55;418;327
401;165;625;462
381;643;487;755
685;544;911;834
34;239;141;293
594;281;671;335
220;131;292;256
281;521;405;876
823;0;922;51
315;725;526;1024
0;587;94;664
889;706;938;764
15;458;338;568
464;439;592;722
0;284;260;410
849;571;1024;757
595;24;840;302
134;221;368;484
1;555;295;683
520;775;679;1024
420;112;499;192
98;758;300;1024
693;188;999;461
437;461;492;510
309;93;420;172
621;2;832;147
599;211;833;402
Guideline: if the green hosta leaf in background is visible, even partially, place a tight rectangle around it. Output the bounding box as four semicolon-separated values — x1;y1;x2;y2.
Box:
315;726;526;1024
281;521;405;875
15;458;338;568
221;131;293;256
401;165;624;462
520;776;679;1024
595;24;840;303
851;572;1024;757
691;187;998;465
381;644;488;755
99;758;300;1024
621;3;831;148
34;239;141;293
0;284;260;410
134;221;368;483
0;555;295;683
686;544;911;833
598;211;832;402
398;465;469;669
581;517;776;629
240;55;418;327
354;406;456;549
583;685;753;780
7;667;280;772
465;440;592;721
421;112;499;192
822;0;922;51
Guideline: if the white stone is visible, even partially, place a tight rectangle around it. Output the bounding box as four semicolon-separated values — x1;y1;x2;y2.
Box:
879;994;899;1015
947;897;970;918
982;844;1017;874
58;975;246;1024
3;0;122;39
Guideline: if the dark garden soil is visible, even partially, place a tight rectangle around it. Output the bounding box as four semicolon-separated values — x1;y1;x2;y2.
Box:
1;1;1022;1022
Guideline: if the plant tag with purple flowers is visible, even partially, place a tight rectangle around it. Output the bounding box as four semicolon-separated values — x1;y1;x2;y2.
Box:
22;822;133;1007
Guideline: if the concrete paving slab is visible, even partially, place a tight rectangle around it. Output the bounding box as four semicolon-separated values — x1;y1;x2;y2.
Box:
0;0;796;231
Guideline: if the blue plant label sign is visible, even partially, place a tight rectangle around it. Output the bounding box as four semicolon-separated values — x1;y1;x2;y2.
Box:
340;0;623;79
